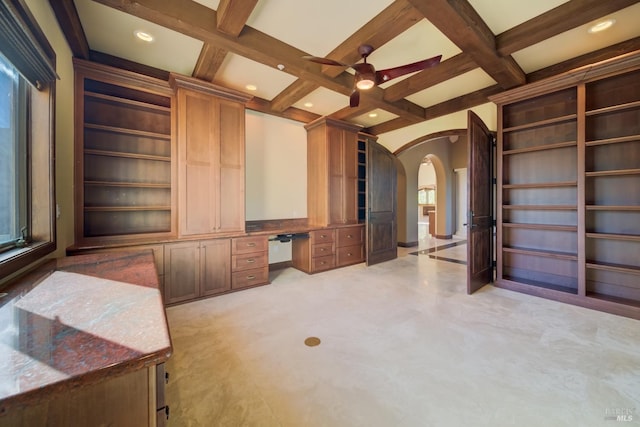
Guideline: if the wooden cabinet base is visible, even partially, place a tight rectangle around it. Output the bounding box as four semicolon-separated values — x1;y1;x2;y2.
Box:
1;368;158;427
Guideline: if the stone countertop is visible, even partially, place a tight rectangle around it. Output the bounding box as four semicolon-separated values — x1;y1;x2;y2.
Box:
0;251;172;413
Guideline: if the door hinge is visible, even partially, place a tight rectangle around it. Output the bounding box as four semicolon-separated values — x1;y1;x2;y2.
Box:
492;177;497;185
492;219;497;226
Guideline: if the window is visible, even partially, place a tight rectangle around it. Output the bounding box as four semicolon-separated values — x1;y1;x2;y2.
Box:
0;0;57;280
418;186;435;205
0;53;27;250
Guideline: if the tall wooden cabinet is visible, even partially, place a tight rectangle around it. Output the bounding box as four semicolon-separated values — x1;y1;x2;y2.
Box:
491;52;640;319
170;74;250;237
73;59;175;245
305;117;361;227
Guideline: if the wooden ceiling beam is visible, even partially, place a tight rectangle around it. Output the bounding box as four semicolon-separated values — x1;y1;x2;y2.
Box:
368;85;501;135
193;0;258;82
406;0;525;89
271;0;423;112
48;0;90;59
94;0;427;122
192;44;229;81
384;53;477;102
497;0;639;56
216;0;258;35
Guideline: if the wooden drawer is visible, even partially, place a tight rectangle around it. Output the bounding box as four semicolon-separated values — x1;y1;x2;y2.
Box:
232;266;269;289
310;229;335;244
232;252;268;272
232;236;268;254
312;242;335;258
311;255;335;272
336;225;364;248
336;244;364;267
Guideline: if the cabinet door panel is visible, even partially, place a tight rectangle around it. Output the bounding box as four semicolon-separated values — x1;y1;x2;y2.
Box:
164;242;199;304
201;239;231;296
218;101;245;233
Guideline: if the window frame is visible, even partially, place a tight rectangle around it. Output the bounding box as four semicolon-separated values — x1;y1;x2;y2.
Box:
0;0;57;281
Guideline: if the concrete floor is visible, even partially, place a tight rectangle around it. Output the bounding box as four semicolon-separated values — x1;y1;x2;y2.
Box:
164;238;640;427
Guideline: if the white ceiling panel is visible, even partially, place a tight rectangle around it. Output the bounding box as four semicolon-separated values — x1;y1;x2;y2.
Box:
245;0;395;57
406;69;496;108
469;0;569;34
74;0;203;76
512;3;640;73
215;54;297;100
351;109;398;128
293;87;350;117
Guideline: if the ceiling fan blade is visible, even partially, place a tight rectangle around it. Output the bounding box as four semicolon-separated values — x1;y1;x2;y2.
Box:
375;54;442;84
349;89;360;108
302;55;349;67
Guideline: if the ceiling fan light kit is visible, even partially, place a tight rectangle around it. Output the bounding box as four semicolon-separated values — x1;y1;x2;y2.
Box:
304;44;442;107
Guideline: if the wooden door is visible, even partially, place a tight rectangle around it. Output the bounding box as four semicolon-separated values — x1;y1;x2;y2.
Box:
200;239;231;296
164;241;200;304
366;140;397;265
467;111;493;294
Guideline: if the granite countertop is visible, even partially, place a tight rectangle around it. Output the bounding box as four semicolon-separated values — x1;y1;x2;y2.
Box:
0;251;172;413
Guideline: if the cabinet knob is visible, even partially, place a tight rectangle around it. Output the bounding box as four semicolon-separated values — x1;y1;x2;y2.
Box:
320;261;325;265
346;234;352;238
347;253;352;256
319;248;325;252
320;234;326;238
247;275;256;280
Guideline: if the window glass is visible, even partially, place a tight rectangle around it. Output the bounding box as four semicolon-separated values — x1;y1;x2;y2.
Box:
0;52;27;249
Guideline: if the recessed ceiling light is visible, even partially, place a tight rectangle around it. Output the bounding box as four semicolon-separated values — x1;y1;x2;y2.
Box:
368;113;378;118
245;84;257;91
134;30;154;42
588;19;616;34
304;102;313;108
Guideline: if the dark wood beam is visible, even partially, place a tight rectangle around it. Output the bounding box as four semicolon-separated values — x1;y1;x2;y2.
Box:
89;50;170;80
527;36;640;83
48;0;90;59
94;0;427;122
384;53;477;102
497;0;639;56
368;85;501;135
270;0;423;112
406;0;525;89
216;0;258;35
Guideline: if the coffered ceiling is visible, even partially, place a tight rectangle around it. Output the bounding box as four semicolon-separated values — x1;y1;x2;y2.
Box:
51;0;640;151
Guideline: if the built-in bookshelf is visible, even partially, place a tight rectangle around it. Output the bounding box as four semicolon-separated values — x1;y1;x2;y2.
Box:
491;52;640;319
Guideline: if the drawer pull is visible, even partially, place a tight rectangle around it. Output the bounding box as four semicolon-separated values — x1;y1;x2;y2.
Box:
247;242;256;247
319;248;325;252
347;253;352;256
246;258;255;263
247;275;256;280
320;261;326;265
346;234;352;238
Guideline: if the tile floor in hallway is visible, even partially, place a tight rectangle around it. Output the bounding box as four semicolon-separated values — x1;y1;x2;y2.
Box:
164;239;640;427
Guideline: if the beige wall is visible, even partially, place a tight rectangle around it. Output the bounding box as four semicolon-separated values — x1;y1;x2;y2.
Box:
245;110;307;221
26;1;75;260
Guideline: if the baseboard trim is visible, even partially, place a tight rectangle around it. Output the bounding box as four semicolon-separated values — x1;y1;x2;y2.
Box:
269;261;292;271
398;241;418;248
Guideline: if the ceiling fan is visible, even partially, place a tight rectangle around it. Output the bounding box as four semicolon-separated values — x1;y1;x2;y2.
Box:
304;44;442;107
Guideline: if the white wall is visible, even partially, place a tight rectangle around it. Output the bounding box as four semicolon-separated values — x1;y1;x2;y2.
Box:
245;110;307;220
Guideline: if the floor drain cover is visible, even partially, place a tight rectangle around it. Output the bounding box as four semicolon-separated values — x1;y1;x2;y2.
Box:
304;337;321;347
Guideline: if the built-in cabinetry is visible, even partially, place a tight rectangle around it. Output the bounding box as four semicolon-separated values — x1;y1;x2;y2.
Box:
231;236;270;289
73;59;175;245
492;52;640;319
164;238;231;305
292;225;364;273
170;74;250;237
305;117;361;227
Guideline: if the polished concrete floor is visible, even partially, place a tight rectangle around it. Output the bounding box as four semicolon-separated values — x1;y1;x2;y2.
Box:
165;237;640;427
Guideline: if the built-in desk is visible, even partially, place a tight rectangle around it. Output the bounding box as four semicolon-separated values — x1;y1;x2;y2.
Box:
0;251;172;426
